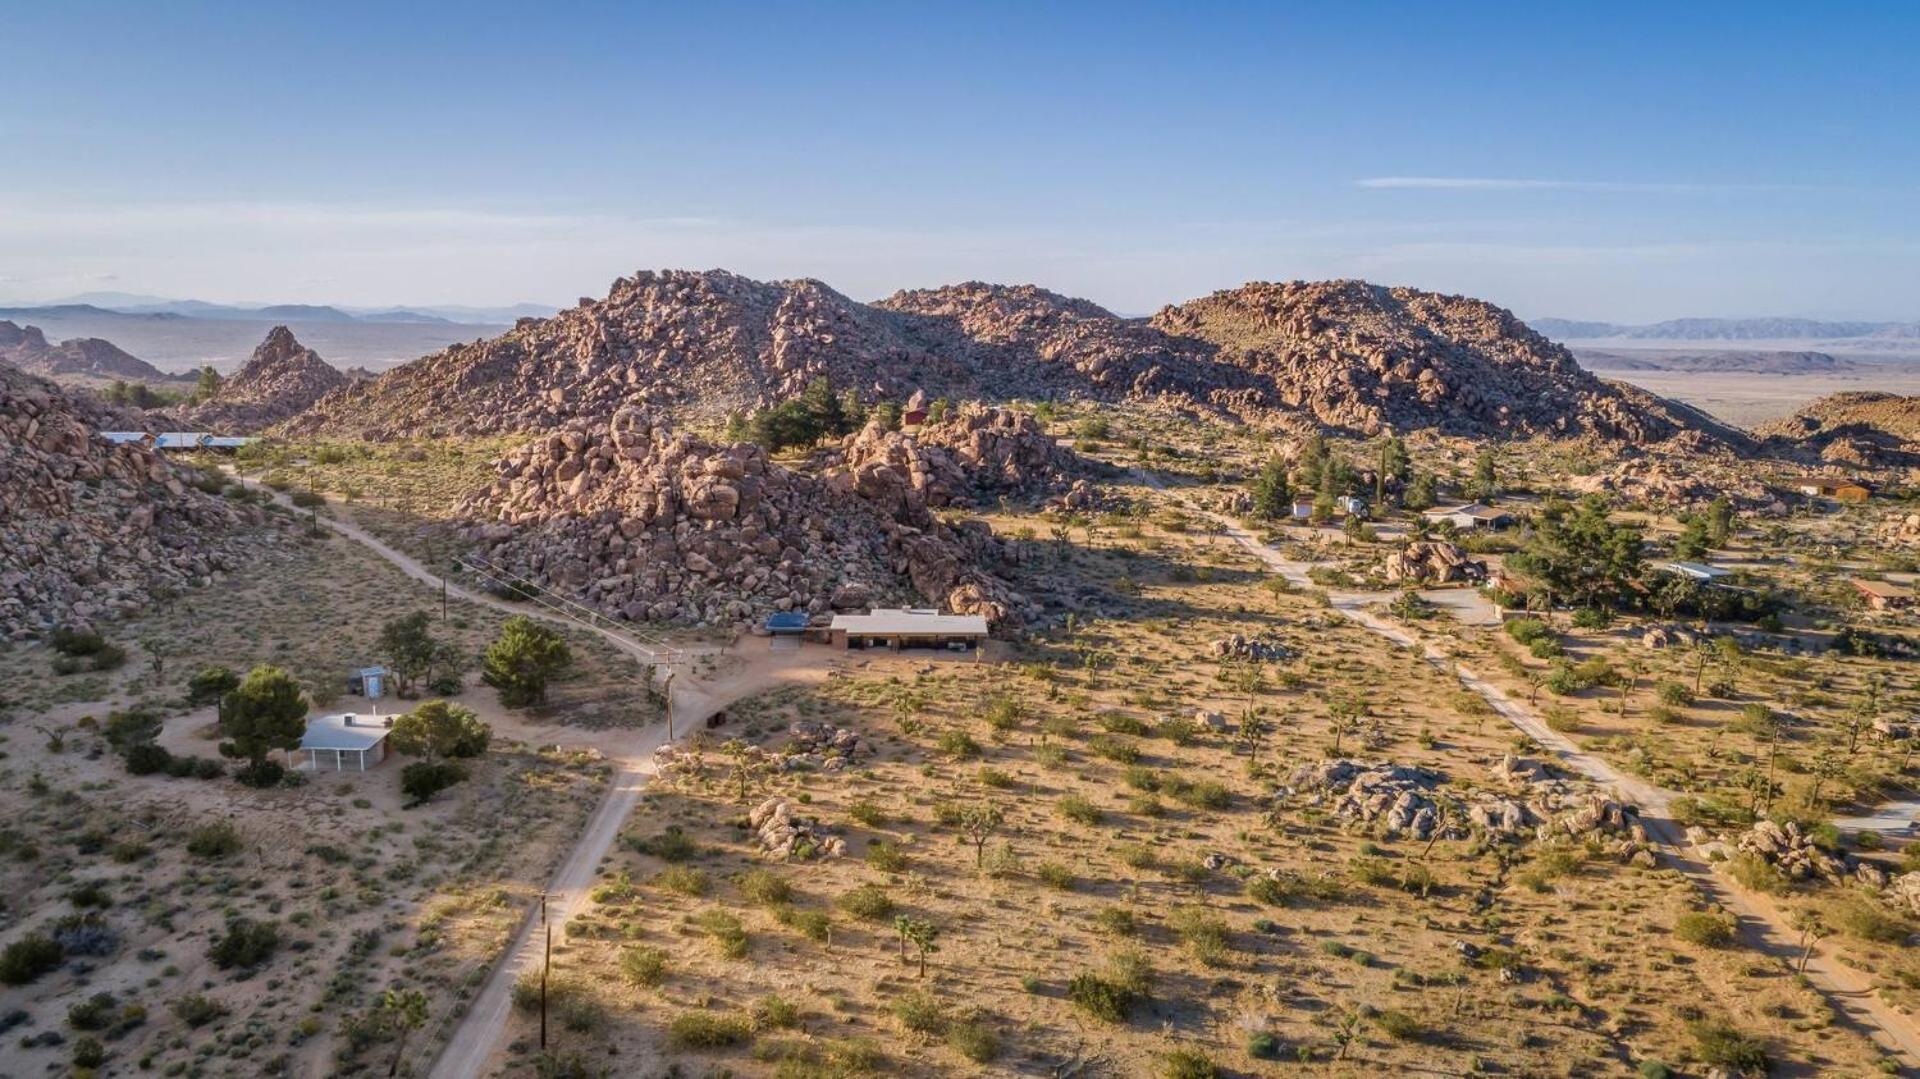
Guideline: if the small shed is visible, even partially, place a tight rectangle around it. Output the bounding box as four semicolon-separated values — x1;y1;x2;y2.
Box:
764;612;810;635
297;713;393;772
1336;495;1369;519
1793;476;1871;503
1853;578;1915;611
346;666;389;699
829;609;989;652
1290;499;1316;520
1658;561;1732;584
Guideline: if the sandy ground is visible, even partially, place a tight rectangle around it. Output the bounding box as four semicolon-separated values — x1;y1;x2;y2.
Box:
1181;487;1920;1068
1604;369;1920;428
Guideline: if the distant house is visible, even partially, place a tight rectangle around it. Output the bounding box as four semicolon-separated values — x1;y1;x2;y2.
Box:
1658;561;1733;584
296;713;392;772
1791;476;1871;503
100;431;254;451
1335;495;1369;519
1423;502;1515;531
829;608;989;652
901;407;929;428
1290;499;1316;520
1852;578;1916;611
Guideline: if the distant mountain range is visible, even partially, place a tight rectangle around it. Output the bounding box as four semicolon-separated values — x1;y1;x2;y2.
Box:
12;292;557;327
1574;348;1862;375
1532;316;1920;343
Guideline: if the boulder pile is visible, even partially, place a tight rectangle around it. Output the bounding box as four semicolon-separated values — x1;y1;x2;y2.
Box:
1726;819;1887;887
830;404;1100;508
1281;760;1459;841
456;406;1029;629
1212;633;1293;662
749;797;846;860
0;361;267;638
782;721;868;771
173;327;349;432
1384;541;1484;585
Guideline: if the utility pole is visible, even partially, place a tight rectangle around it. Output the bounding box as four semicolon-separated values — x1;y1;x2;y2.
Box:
538;892;550;1051
663;671;676;742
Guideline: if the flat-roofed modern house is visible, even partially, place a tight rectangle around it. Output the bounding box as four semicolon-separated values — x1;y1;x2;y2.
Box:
99;431;255;451
296;712;393;772
1658;561;1732;584
1853;578;1916;611
1422;502;1515;531
1792;476;1871;503
828;609;989;652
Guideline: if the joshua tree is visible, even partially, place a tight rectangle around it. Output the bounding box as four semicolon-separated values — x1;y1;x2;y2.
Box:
897;917;940;977
958;803;1005;867
380;987;429;1076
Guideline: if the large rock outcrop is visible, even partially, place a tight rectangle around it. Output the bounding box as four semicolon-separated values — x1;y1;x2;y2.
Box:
0;320;179;383
828;404;1102;508
1757;392;1920;468
279;270;1719;448
0;361;264;637
173;326;349;431
455;407;1027;629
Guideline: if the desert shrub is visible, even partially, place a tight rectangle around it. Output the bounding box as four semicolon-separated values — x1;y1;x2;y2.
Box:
1168;907;1230;965
1159;1048;1218;1079
979;767;1015;789
1247;1031;1281;1059
1729;703;1778;737
123;742;174;775
1375;1009;1423;1041
170;994;228;1028
186;821;244;859
1099;712;1150;736
399;760;468;806
865;842;907;873
1163;774;1232;810
1724;852;1787;895
1094;907;1137;936
668;1011;753;1049
1350;857;1397;887
1036;862;1075;890
947;1017;1001;1062
620;945;668;987
233;759;286;788
67;992;120;1031
1089;735;1140;764
938;729;980;758
1673;910;1736;948
632;825;699;862
0;933;63;986
846;799;886;827
1528;637;1565;660
1158;717;1198;746
1828;895;1908;943
1647;705;1684;725
72;1035;106;1068
838;884;894;921
694;909;748;958
1572;607;1611;629
889;989;947;1034
50;913;117;957
738;869;792;906
208;918;280;970
1057;795;1102;825
658;866;710;897
780;907;832;943
50;627;108;656
739;996;793;1034
1067;972;1135;1023
1656;680;1694;706
1504;619;1550;645
1688;1018;1768;1073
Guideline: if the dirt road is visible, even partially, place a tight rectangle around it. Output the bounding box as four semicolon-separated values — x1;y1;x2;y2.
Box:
1181;491;1920;1069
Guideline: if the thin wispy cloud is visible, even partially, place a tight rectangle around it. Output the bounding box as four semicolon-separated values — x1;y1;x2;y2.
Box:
1355;177;1803;193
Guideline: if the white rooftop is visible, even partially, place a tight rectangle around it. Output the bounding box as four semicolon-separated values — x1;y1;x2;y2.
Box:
1659;561;1731;580
830;609;990;636
299;713;393;753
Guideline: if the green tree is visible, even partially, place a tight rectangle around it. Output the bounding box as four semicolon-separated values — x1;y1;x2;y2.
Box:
1295;433;1329;491
187;665;241;705
1506;496;1644;611
1403;471;1437;511
218;665;309;785
1672;516;1711;561
1375;435;1409;504
1705;496;1736;547
1248;455;1292;520
377;611;439;697
378;987;429;1077
480;616;573;707
194;365;223;403
800;375;847;436
1469;449;1499;502
388;700;491;762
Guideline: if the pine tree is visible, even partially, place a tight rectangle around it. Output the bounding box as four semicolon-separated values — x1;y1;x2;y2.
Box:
1248;455;1292;519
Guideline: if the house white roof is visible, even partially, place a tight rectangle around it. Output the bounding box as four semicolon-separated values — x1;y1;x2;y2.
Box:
1660;561;1731;580
829;609;990;636
299;713;392;753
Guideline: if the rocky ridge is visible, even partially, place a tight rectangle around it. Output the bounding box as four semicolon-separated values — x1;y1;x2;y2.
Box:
173;326;350;432
1757;392;1920;468
0;320;179;383
455;406;1028;629
281;269;1715;448
0;360;266;637
826;403;1104;510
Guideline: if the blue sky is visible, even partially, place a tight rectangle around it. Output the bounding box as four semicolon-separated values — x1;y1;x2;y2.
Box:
2;1;1916;320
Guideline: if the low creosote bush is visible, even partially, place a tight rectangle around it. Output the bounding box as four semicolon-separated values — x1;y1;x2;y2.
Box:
185;821;244;860
1057;795;1102;826
667;1011;754;1050
631;825;699;862
620;945;668;988
208;918;280;971
1673;911;1736;948
738;869;793;906
837;884;895;921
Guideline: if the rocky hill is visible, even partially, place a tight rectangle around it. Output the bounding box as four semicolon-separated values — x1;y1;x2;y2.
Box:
173;326;349;431
1149;281;1711;443
0;360;267;637
1757;392;1920;468
455;406;1028;629
0;320;180;383
282;269;1719;447
828;404;1110;509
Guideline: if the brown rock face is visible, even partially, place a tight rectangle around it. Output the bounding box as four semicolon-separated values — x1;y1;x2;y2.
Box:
279;270;1713;448
174;326;349;432
1757;392;1920;468
0;361;265;637
828;404;1105;508
0;319;178;383
455;407;1026;629
1148;280;1713;443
